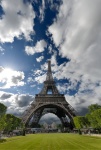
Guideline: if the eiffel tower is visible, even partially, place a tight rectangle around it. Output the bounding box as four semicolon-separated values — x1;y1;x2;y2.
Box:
22;60;76;129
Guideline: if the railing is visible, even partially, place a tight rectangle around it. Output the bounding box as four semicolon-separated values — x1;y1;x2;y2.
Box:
35;98;67;103
36;94;64;97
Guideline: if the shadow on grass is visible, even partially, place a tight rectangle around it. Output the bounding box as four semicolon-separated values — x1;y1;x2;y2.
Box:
0;139;6;143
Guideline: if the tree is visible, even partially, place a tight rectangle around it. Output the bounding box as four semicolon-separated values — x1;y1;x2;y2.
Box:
0;103;7;116
73;116;89;129
4;114;24;133
0;103;7;131
86;109;101;131
73;104;101;133
86;104;101;131
88;104;101;113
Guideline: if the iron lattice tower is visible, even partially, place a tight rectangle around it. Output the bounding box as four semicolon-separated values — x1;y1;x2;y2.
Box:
22;60;76;129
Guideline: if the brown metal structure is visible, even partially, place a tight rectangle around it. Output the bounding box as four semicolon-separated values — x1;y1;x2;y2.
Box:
22;60;76;129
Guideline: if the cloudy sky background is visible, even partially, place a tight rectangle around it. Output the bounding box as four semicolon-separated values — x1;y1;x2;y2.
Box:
0;0;101;121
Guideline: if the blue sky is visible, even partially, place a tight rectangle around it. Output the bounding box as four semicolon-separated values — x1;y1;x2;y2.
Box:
0;0;101;119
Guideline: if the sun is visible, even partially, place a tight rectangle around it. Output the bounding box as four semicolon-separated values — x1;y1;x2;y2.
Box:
2;68;14;79
3;68;13;73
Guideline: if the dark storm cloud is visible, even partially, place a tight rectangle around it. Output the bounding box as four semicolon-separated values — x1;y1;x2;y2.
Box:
11;75;23;84
77;107;89;116
15;94;34;107
0;92;12;100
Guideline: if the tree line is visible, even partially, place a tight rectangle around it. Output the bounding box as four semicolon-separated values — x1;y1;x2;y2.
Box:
73;104;101;132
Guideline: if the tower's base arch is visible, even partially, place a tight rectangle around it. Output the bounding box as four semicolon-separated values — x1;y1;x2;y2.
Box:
22;95;76;129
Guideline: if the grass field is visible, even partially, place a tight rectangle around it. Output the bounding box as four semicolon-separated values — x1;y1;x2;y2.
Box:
0;133;101;150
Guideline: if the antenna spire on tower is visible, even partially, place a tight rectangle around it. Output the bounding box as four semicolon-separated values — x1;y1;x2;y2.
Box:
46;60;53;81
48;60;51;72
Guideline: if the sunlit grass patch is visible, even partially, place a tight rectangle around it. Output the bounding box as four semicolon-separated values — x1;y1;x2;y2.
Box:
0;133;101;150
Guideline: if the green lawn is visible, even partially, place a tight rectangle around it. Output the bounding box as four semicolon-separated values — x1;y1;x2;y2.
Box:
0;133;101;150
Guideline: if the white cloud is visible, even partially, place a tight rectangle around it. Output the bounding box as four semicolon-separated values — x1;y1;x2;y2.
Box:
0;0;35;43
38;0;60;22
27;77;34;83
47;0;101;114
0;66;4;72
0;46;4;52
34;54;66;84
52;61;101;114
27;69;44;85
39;0;45;22
41;62;48;71
48;0;101;81
57;84;67;93
34;73;46;84
36;56;44;62
0;46;5;54
47;0;61;11
0;92;34;116
0;67;25;89
48;45;53;54
65;84;101;115
34;69;43;76
25;40;47;55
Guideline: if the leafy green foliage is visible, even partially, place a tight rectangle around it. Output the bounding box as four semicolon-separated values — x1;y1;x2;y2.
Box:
0;102;24;132
73;116;89;129
4;114;24;132
74;104;101;131
0;103;7;131
88;104;101;113
0;103;7;116
0;115;7;131
86;109;101;130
